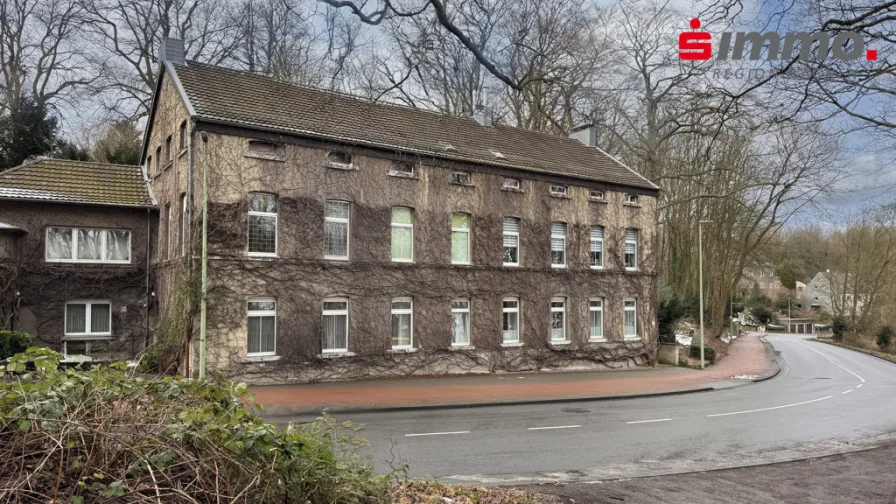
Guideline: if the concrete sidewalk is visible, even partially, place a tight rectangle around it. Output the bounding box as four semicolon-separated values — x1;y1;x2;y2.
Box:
253;333;778;416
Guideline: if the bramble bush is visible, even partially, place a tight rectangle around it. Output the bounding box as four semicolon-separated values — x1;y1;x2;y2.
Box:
0;331;33;359
876;326;894;349
0;348;391;503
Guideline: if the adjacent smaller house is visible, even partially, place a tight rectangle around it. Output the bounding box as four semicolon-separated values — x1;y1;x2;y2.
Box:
801;270;863;317
0;159;156;360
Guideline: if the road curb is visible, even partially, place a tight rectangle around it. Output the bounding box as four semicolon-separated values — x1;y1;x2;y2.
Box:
811;338;896;366
751;335;783;383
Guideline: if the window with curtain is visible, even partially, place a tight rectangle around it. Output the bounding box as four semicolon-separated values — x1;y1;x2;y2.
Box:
451;299;470;346
503;217;520;266
550;298;566;341
46;227;130;263
324;200;350;259
65;300;112;338
551;222;566;267
391;298;413;348
391;207;414;261
624;229;638;270
590;226;604;268
624;298;638;339
247;299;276;356
502;298;520;343
322;298;349;352
451;213;471;264
248;193;277;255
590;298;604;340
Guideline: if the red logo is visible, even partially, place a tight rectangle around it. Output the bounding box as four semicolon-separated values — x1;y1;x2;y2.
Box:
679;18;711;61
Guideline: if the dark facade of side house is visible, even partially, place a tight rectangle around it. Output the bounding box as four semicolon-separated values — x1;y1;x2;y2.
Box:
143;38;662;384
0;159;155;359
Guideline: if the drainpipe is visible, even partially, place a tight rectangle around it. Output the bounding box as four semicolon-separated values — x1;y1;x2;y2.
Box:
145;208;151;350
186;119;196;378
198;132;209;380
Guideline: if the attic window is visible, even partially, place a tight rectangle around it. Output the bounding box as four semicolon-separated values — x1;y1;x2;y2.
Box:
326;151;353;169
550;185;568;198
246;141;283;160
390;161;415;178
624;194;640;205
441;142;458;152
502;177;521;191
589;190;606;202
451;171;472;186
490;149;506;159
179;122;187;151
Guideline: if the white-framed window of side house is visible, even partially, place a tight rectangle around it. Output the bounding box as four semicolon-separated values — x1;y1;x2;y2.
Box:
451;298;471;346
624;298;638;339
550;184;568;197
248;193;278;256
390;161;415;177
180;193;188;256
624;194;640;205
326;151;353;169
503;217;520;266
391;206;414;262
451;213;471;264
502;177;521;191
46;227;131;263
624;229;638;270
590;226;604;268
64;300;112;339
179;121;187;151
502;297;520;344
550;297;566;342
391;297;413;348
451;171;472;185
589;189;605;201
324;200;350;260
589;297;604;341
247;298;276;356
551;222;566;268
322;298;349;352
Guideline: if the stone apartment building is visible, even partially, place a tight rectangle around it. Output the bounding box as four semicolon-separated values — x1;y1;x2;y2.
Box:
140;38;660;383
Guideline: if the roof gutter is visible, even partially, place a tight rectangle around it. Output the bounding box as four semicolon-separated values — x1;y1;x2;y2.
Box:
0;196;157;210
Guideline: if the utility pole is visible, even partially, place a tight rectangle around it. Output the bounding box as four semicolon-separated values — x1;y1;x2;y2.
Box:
699;220;712;369
198;132;209;380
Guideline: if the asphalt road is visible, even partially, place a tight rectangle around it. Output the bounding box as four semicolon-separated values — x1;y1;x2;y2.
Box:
279;335;896;484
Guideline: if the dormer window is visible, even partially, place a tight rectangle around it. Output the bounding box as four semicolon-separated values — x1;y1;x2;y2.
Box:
451;171;472;186
624;194;640;205
390;161;415;178
502;177;521;191
326;151;353;169
247;140;282;159
550;185;568;198
589;189;606;201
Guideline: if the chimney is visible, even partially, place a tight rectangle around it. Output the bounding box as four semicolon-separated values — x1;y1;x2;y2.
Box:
472;105;493;127
569;123;596;147
160;37;185;66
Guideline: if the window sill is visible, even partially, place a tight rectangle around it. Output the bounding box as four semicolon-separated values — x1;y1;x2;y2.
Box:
245;152;285;162
451;262;472;266
550;340;571;346
164;161;173;170
388;171;417;179
625;268;639;273
551;264;567;269
449;344;475;350
324;256;350;262
590;266;604;270
325;162;355;170
623;203;642;208
319;351;355;358
623;336;641;342
178;149;188;158
503;263;520;268
392;259;414;264
549;194;571;199
501;187;524;193
47;259;132;265
449;182;474;187
589;198;608;204
501;342;524;348
386;347;418;354
589;338;608;344
63;335;113;341
248;253;278;260
242;355;280;363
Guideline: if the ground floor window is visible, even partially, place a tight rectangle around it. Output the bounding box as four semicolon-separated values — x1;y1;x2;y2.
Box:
502;298;520;343
589;298;604;341
247;298;276;356
391;298;413;348
551;297;566;341
323;298;349;352
65;300;112;337
624;298;638;339
451;299;470;346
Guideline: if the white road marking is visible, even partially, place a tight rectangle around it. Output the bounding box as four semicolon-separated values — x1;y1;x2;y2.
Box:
527;425;581;431
706;396;833;418
800;343;866;383
856;383;863;388
626;418;673;425
842;390;853;394
405;431;470;437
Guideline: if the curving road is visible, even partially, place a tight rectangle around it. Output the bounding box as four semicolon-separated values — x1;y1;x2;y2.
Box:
283;335;896;483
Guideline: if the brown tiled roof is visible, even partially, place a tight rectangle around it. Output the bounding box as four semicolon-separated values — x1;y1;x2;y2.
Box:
172;61;658;191
0;159;154;207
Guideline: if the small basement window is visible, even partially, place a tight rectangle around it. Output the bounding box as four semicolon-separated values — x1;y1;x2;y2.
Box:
589;189;606;201
625;194;640;205
451;171;472;186
550;185;568;197
390;161;415;177
502;177;521;191
247;141;282;159
326;151;353;169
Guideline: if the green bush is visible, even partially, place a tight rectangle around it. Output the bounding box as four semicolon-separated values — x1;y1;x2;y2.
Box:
658;296;687;344
689;345;716;364
832;316;848;341
0;348;391;503
875;326;894;349
752;306;773;325
0;331;34;359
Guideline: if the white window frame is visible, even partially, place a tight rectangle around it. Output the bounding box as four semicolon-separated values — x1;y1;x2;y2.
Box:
624;298;639;340
389;161;415;177
247;298;277;357
45;227;132;264
589;297;605;342
550;185;568;197
550;297;567;342
502;177;521;190
589;189;606;201
451;171;472;186
248;193;278;257
451;213;471;265
391;297;414;349
503;217;520;267
624;229;638;271
551;222;566;268
502;297;521;344
391;206;414;262
625;194;640;205
324;200;351;260
326;151;354;169
322;297;349;353
590;226;604;269
64;300;113;339
451;298;471;347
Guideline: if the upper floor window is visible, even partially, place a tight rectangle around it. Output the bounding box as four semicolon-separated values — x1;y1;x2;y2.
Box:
247;140;281;158
624;229;638;270
589;298;604;341
326;151;353;169
146;155;152;176
451;213;471;264
550;297;566;342
324;200;350;260
451;171;472;186
46;227;130;263
180;194;188;256
65;300;112;339
248;193;278;256
155;147;161;173
590;226;604;268
502;298;520;344
322;298;349;352
164;203;171;260
502;177;521;191
451;299;471;346
248;298;277;356
165;136;173;163
589;190;605;201
390;161;415;177
179;121;187;151
550;185;568;197
391;298;413;349
503;217;520;266
391;207;414;262
624;298;638;339
551;222;566;268
624;194;640;205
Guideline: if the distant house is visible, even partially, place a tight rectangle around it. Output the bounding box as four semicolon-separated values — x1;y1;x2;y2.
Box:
740;264;786;299
801;271;863;317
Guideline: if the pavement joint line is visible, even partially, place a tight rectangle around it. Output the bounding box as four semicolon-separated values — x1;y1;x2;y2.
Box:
706;395;834;418
842;390;853;394
626;418;673;424
404;431;471;437
799;342;866;384
527;425;581;431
